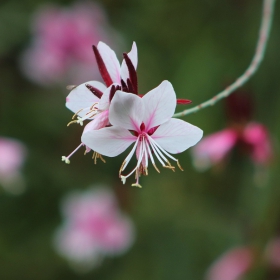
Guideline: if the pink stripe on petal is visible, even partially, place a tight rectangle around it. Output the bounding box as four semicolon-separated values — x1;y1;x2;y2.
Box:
81;126;136;157
152;118;203;154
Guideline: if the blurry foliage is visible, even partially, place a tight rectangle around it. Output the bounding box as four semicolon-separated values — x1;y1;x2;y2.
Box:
0;0;280;279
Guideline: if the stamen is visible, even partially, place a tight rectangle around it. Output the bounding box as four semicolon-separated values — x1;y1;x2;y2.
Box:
163;165;175;172
92;151;106;164
131;183;142;188
177;160;184;171
152;163;160;173
62;143;84;163
119;160;126;176
120;138;139;172
72;109;83;119
145;139;160;173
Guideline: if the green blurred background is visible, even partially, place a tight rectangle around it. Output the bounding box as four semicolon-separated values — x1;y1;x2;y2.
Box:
0;0;279;279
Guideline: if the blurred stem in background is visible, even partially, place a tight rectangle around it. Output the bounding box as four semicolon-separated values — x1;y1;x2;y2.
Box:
174;0;276;118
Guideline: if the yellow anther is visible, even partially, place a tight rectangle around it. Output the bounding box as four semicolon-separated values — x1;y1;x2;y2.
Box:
92;151;105;164
153;163;160;173
67;120;78;126
177;160;184;171
163;165;175;172
119;160;126;176
90;102;98;110
72;108;83;120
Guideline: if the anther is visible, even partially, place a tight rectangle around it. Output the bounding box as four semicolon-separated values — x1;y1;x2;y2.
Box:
119;160;126;176
67;120;78;126
163;165;175;172
72;109;83;120
153;163;160;173
177;160;184;171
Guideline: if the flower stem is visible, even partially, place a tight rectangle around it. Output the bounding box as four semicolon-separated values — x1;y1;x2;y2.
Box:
173;0;276;118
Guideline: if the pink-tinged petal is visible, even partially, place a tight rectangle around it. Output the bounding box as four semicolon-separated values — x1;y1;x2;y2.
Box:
206;247;254;280
120;42;138;84
66;81;106;117
242;122;272;164
97;42;121;84
142;80;176;130
192;129;238;170
98;83;118;111
152;118;203;154
83;110;109;133
109;90;144;131
81;126;137;157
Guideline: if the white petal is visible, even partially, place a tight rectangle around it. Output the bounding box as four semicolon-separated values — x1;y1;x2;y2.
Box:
98;83;119;111
97;42;121;84
109;90;144;131
83;111;109;133
151;118;203;154
81;126;137;157
120;42;138;83
66;81;106;117
142;80;176;130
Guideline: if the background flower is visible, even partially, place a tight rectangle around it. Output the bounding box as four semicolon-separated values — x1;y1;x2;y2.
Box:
54;187;135;271
20;2;119;86
0;137;27;194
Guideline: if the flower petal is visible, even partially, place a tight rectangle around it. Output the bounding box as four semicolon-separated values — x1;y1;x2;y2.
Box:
191;129;237;170
82;126;137;157
97;42;121;84
152;118;203;154
142;80;176;130
120;42;138;85
98;83;119;111
66;81;106;117
83;110;109;133
109;90;144;131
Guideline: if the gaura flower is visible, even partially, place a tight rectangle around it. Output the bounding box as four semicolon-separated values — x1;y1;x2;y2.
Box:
20;2;117;86
192;122;272;171
0;137;27;194
192;90;273;171
62;42;138;164
54;187;134;271
81;80;203;187
62;42;192;165
206;247;254;280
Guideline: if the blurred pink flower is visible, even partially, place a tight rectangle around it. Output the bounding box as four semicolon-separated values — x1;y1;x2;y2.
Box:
0;137;27;193
54;187;134;271
21;2;119;86
192;122;272;170
206;247;254;280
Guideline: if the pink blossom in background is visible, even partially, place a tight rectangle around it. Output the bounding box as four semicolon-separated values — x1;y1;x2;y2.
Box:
0;137;27;193
54;187;135;271
192;121;272;171
192;91;273;171
206;247;254;280
21;2;119;86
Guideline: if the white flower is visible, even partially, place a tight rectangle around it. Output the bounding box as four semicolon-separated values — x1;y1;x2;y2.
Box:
82;80;203;187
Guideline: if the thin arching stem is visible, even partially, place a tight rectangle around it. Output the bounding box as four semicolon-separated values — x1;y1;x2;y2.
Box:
173;0;276;118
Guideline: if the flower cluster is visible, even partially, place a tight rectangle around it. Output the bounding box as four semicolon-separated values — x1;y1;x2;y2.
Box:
54;187;134;271
0;137;27;194
63;42;203;187
21;2;117;86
